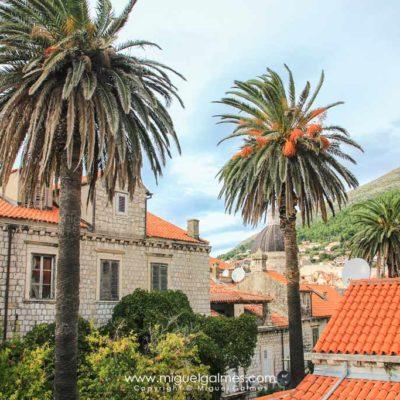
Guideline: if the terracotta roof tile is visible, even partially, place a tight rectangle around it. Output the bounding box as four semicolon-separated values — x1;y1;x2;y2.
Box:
0;198;206;244
304;284;343;318
0;198;87;227
257;375;400;400
209;257;234;270
271;312;289;327
146;212;207;243
210;280;272;304
264;271;342;317
244;305;288;327
314;278;400;355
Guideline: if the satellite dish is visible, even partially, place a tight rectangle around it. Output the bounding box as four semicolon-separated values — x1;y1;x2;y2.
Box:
232;267;246;283
342;258;371;288
277;370;291;387
221;269;230;278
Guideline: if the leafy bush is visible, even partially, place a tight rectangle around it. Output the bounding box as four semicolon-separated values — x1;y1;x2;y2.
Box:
107;289;196;345
79;330;211;400
0;342;53;400
195;314;258;374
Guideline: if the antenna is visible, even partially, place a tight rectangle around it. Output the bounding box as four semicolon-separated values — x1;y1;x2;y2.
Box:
232;267;246;283
342;258;371;288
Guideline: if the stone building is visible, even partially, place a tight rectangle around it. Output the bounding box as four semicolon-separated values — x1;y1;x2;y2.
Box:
209;215;342;393
258;278;400;399
0;171;210;338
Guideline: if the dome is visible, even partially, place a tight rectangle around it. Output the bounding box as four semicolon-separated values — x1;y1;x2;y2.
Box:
251;212;284;253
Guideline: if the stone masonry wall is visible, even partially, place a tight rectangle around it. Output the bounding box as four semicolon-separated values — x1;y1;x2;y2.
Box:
91;182;147;238
246;317;328;380
0;223;210;338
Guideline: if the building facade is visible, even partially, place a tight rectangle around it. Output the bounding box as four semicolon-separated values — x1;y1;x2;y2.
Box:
0;172;210;338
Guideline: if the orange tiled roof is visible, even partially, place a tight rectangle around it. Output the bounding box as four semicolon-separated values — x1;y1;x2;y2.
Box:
0;198;87;227
271;312;289;327
0;198;205;244
314;278;400;355
209;257;234;270
304;284;343;318
146;212;206;244
265;270;289;284
257;374;400;400
210;309;222;317
210;280;272;304
244;305;289;327
264;271;308;290
264;271;342;318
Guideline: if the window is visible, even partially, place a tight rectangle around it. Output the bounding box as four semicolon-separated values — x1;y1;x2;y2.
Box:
100;260;120;301
30;254;55;299
151;263;168;291
312;327;319;346
115;193;128;216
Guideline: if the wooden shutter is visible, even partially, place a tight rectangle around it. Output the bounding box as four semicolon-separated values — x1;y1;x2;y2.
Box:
118;195;126;213
160;265;168;291
151;263;168;291
100;261;111;300
111;262;119;300
152;264;160;290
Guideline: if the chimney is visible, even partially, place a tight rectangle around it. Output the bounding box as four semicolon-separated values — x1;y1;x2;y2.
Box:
187;219;200;239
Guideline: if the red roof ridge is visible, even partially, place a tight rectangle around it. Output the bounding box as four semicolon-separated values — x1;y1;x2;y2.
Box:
350;277;400;284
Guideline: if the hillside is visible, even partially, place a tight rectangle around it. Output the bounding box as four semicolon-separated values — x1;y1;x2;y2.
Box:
218;167;400;260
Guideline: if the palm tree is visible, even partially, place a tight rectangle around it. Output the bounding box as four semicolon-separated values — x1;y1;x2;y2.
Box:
216;66;362;386
0;1;182;398
349;195;400;277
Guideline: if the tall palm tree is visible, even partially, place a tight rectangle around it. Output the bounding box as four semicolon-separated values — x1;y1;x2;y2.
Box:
0;1;182;398
216;66;362;386
349;195;400;278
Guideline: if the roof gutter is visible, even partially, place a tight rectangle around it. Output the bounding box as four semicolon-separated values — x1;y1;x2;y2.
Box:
321;362;349;400
2;224;16;343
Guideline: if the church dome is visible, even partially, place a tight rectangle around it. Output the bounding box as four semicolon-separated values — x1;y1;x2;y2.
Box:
251;212;284;253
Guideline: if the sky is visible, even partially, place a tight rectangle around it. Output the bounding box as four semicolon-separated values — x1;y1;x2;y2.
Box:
110;0;400;256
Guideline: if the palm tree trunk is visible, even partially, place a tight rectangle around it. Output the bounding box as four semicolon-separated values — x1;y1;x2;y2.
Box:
279;202;305;387
54;139;82;400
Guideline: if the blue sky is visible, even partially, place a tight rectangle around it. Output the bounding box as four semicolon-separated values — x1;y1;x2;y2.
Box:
112;0;400;256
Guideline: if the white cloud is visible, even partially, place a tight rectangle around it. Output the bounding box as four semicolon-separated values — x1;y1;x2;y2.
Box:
168;153;221;197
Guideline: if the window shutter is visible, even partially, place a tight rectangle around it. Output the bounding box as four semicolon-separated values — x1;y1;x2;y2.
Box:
100;261;111;300
160;265;168;291
152;264;160;290
118;195;126;213
111;262;119;301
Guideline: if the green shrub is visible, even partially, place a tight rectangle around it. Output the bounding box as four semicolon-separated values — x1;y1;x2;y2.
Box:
79;330;211;400
106;289;196;345
0;341;53;400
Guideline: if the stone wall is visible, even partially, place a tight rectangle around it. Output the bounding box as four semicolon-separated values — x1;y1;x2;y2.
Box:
246;317;328;380
88;182;148;238
0;223;210;338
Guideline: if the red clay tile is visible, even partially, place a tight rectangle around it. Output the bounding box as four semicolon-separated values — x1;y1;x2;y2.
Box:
314;278;400;355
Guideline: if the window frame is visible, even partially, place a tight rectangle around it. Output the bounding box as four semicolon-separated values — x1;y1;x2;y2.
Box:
29;253;56;300
95;253;125;304
150;263;168;291
99;258;121;302
115;192;128;216
312;326;320;347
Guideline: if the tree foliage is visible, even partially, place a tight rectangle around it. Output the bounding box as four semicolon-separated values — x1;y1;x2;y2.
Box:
107;289;196;345
108;289;258;378
349;192;400;277
216;65;362;226
0;0;183;203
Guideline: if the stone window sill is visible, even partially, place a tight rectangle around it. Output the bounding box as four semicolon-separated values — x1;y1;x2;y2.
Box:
95;300;120;304
23;299;56;304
